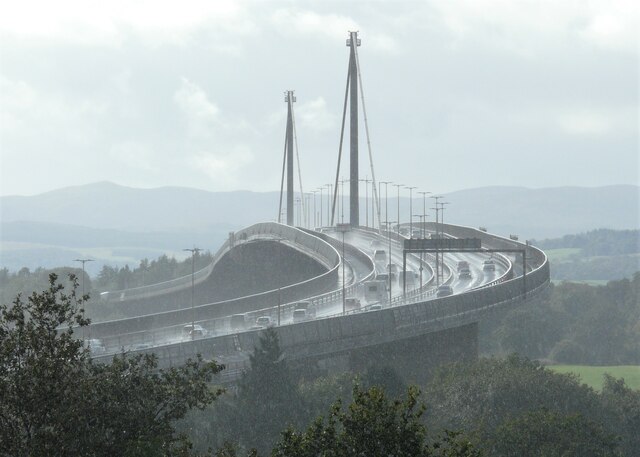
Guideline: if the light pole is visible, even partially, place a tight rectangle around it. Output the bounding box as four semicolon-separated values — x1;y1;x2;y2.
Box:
405;186;417;237
73;258;94;298
318;187;324;227
430;196;443;286
379;181;392;231
413;214;426;288
325;183;333;227
337;223;350;314
360;176;371;228
311;190;318;229
418;191;431;238
393;184;403;233
383;220;397;304
183;247;202;340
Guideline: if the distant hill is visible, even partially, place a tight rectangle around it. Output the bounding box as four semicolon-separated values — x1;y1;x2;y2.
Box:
1;182;638;273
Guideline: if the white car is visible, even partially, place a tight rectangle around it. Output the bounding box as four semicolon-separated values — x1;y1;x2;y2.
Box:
255;316;274;327
436;285;454;297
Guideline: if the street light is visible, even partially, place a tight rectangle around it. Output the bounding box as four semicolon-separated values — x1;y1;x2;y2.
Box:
325;183;333;227
413;214;426;288
73;258;94;298
379;181;392;231
337;223;350;314
393;184;403;233
405;186;417;236
183;247;202;341
418;191;431;238
383;220;397;304
430;196;443;286
359;176;371;228
311;190;318;229
318;187;324;227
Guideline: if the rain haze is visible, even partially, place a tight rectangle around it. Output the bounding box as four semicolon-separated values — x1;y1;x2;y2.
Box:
1;2;639;456
0;0;637;196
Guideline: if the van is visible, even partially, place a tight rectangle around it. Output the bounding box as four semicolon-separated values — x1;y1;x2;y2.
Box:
292;309;308;323
457;261;469;271
482;260;496;271
399;270;416;287
363;279;388;303
230;314;247;331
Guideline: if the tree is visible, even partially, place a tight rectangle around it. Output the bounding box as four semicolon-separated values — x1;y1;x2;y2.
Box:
271;385;481;457
490;409;620;457
236;327;303;454
0;273;223;456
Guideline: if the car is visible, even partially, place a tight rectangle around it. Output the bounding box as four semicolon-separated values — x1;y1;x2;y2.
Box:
345;297;361;311
457;260;470;271
129;342;152;351
183;324;206;339
292;301;316;318
459;268;472;279
376;273;389;283
369;304;383;311
436;285;454;297
85;338;106;355
374;250;387;262
292;309;309;323
255;316;274;327
230;314;247;331
482;259;496;271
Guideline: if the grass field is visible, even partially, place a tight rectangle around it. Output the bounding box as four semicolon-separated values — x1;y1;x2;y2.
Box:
548;365;640;391
551;279;610;286
544;248;582;262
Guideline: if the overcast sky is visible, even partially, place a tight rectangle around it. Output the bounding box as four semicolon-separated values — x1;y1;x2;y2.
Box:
0;0;637;197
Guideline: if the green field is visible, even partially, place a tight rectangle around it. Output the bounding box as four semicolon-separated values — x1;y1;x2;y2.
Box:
544;248;582;262
548;365;640;391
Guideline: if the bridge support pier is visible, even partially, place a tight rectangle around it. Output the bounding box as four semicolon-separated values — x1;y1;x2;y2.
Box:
298;322;478;385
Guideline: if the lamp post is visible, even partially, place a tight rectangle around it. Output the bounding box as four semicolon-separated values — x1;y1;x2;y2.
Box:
405;186;417;237
73;258;94;298
413;215;426;288
325;183;333;227
359;176;371;228
393;184;403;233
337;223;350;314
318;187;324;227
418;191;430;238
383;220;397;304
430;196;443;286
311;190;318;229
183;247;202;340
379;181;392;231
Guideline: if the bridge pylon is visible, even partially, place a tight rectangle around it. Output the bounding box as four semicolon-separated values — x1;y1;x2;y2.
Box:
331;31;381;230
278;90;304;226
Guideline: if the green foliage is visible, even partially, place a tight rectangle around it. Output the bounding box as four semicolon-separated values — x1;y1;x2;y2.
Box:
271;385;481;457
486;274;640;364
0;273;223;456
490;409;620;456
236;327;304;454
422;354;640;456
533;229;640;256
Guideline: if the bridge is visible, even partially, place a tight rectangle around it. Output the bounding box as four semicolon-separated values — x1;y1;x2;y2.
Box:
89;31;550;384
92;221;549;384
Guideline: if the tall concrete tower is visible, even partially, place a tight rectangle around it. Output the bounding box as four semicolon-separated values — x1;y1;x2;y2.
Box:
347;31;361;227
285;91;295;225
